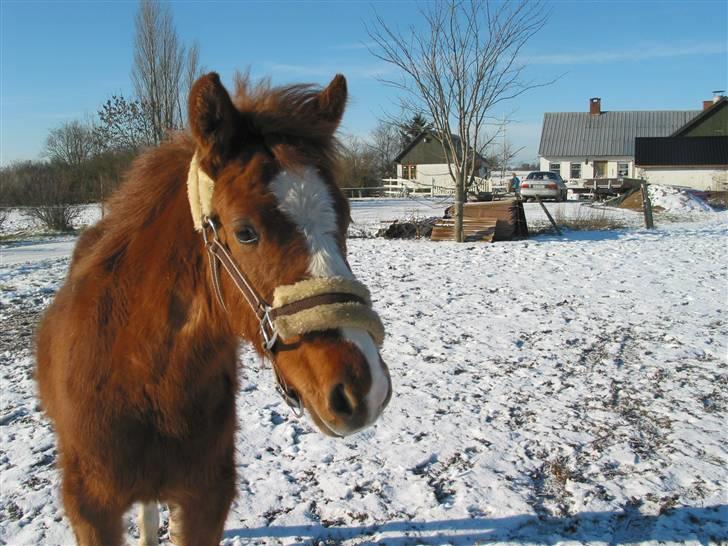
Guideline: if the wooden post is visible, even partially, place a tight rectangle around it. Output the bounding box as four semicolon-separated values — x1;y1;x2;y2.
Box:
535;196;562;236
640;181;654;229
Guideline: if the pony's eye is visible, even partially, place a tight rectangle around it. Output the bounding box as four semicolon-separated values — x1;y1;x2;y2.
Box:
235;225;258;245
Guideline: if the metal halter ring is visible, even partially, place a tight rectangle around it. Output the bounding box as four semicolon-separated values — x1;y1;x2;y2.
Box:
259;306;279;353
277;384;304;417
201;216;218;245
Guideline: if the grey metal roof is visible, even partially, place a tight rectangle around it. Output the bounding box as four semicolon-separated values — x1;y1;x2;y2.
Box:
539;110;700;157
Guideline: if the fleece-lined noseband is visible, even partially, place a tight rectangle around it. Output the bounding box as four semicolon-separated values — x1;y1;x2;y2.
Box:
187;152;385;352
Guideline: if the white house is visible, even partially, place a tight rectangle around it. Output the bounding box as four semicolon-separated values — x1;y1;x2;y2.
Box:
538;98;700;182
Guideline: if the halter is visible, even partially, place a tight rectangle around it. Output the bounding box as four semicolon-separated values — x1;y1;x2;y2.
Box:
189;153;384;415
202;218;279;352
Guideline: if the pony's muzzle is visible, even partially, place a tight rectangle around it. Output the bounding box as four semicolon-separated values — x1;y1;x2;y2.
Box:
274;329;391;437
327;358;391;427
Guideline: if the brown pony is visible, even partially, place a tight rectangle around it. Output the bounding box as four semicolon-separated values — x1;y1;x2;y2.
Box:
36;72;392;546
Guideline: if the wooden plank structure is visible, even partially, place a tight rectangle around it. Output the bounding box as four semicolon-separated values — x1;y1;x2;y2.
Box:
431;217;499;242
431;199;529;242
570;177;643;200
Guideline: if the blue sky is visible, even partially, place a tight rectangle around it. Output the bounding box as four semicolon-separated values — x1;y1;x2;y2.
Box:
1;0;726;166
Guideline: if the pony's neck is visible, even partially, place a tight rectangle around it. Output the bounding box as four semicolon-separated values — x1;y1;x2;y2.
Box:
98;141;237;368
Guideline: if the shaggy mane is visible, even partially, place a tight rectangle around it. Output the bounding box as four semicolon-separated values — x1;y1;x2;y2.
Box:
231;73;343;159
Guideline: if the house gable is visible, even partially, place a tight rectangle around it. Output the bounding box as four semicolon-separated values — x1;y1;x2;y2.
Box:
394;131;487;167
671;98;728;137
395;132;450;165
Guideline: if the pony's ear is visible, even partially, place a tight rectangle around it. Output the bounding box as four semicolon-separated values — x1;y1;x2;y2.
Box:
316;74;347;127
188;72;237;158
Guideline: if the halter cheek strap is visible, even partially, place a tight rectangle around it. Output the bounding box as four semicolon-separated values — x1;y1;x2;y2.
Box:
188;152;386;416
202;218;385;350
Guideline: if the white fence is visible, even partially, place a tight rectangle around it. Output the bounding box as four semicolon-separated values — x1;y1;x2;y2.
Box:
380;177;490;197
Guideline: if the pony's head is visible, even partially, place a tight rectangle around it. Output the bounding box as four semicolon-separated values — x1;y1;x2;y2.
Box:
187;72;391;437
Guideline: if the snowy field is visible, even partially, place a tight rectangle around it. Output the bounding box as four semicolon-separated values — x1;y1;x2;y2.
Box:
1;197;727;545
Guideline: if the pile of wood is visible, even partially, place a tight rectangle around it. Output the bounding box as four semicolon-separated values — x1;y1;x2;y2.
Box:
430;199;528;242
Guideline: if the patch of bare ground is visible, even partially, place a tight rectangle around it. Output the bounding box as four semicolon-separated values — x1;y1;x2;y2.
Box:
0;305;42;356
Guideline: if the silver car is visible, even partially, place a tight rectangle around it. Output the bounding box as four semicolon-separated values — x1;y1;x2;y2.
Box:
519;171;568;202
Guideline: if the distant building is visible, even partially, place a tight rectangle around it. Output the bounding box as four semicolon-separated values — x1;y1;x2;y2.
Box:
390;131;489;195
538;98;700;182
635;97;727;190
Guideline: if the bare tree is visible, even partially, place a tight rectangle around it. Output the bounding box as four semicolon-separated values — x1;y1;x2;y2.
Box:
132;0;185;144
488;128;526;181
368;0;549;241
44;121;98;166
2;161;81;231
95;94;155;151
180;40;205;124
339;135;381;193
369;121;401;179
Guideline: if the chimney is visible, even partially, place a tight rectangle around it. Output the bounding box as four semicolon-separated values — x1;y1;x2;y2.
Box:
703;100;714;111
589;97;601;116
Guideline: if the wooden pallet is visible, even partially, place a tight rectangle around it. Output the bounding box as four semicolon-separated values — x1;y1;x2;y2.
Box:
432;199;529;242
430;218;498;242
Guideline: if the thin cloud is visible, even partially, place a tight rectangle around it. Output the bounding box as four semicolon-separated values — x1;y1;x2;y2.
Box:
263;61;395;80
524;41;726;65
263;63;332;78
39;112;84;120
334;40;380;51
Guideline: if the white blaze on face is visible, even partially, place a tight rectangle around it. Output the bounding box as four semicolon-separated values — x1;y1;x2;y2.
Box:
269;167;389;423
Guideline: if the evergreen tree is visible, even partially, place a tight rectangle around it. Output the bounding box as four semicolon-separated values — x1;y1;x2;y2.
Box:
398;114;432;147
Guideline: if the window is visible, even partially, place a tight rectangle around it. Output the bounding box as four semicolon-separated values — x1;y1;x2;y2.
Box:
401;164;417;180
526;172;559;181
549;162;561;175
617;162;629;177
570;163;581;179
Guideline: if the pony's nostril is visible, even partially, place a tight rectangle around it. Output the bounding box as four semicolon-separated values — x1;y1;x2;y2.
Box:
329;383;355;418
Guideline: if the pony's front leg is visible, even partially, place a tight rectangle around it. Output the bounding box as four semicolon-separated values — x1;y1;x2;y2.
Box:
166;486;234;546
165;455;236;546
167;502;183;544
61;462;125;546
138;502;159;546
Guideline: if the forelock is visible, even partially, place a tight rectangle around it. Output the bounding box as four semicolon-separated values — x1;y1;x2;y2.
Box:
231;73;341;153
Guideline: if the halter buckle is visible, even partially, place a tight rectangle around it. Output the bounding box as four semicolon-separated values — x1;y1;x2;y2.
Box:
259;306;279;353
202;216;219;246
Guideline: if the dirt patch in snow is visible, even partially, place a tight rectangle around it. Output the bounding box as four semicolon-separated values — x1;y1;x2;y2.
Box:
0;306;43;354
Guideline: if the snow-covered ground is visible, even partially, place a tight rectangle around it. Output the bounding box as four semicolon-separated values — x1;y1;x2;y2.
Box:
348;198;647;237
1;200;726;545
1;183;712;241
